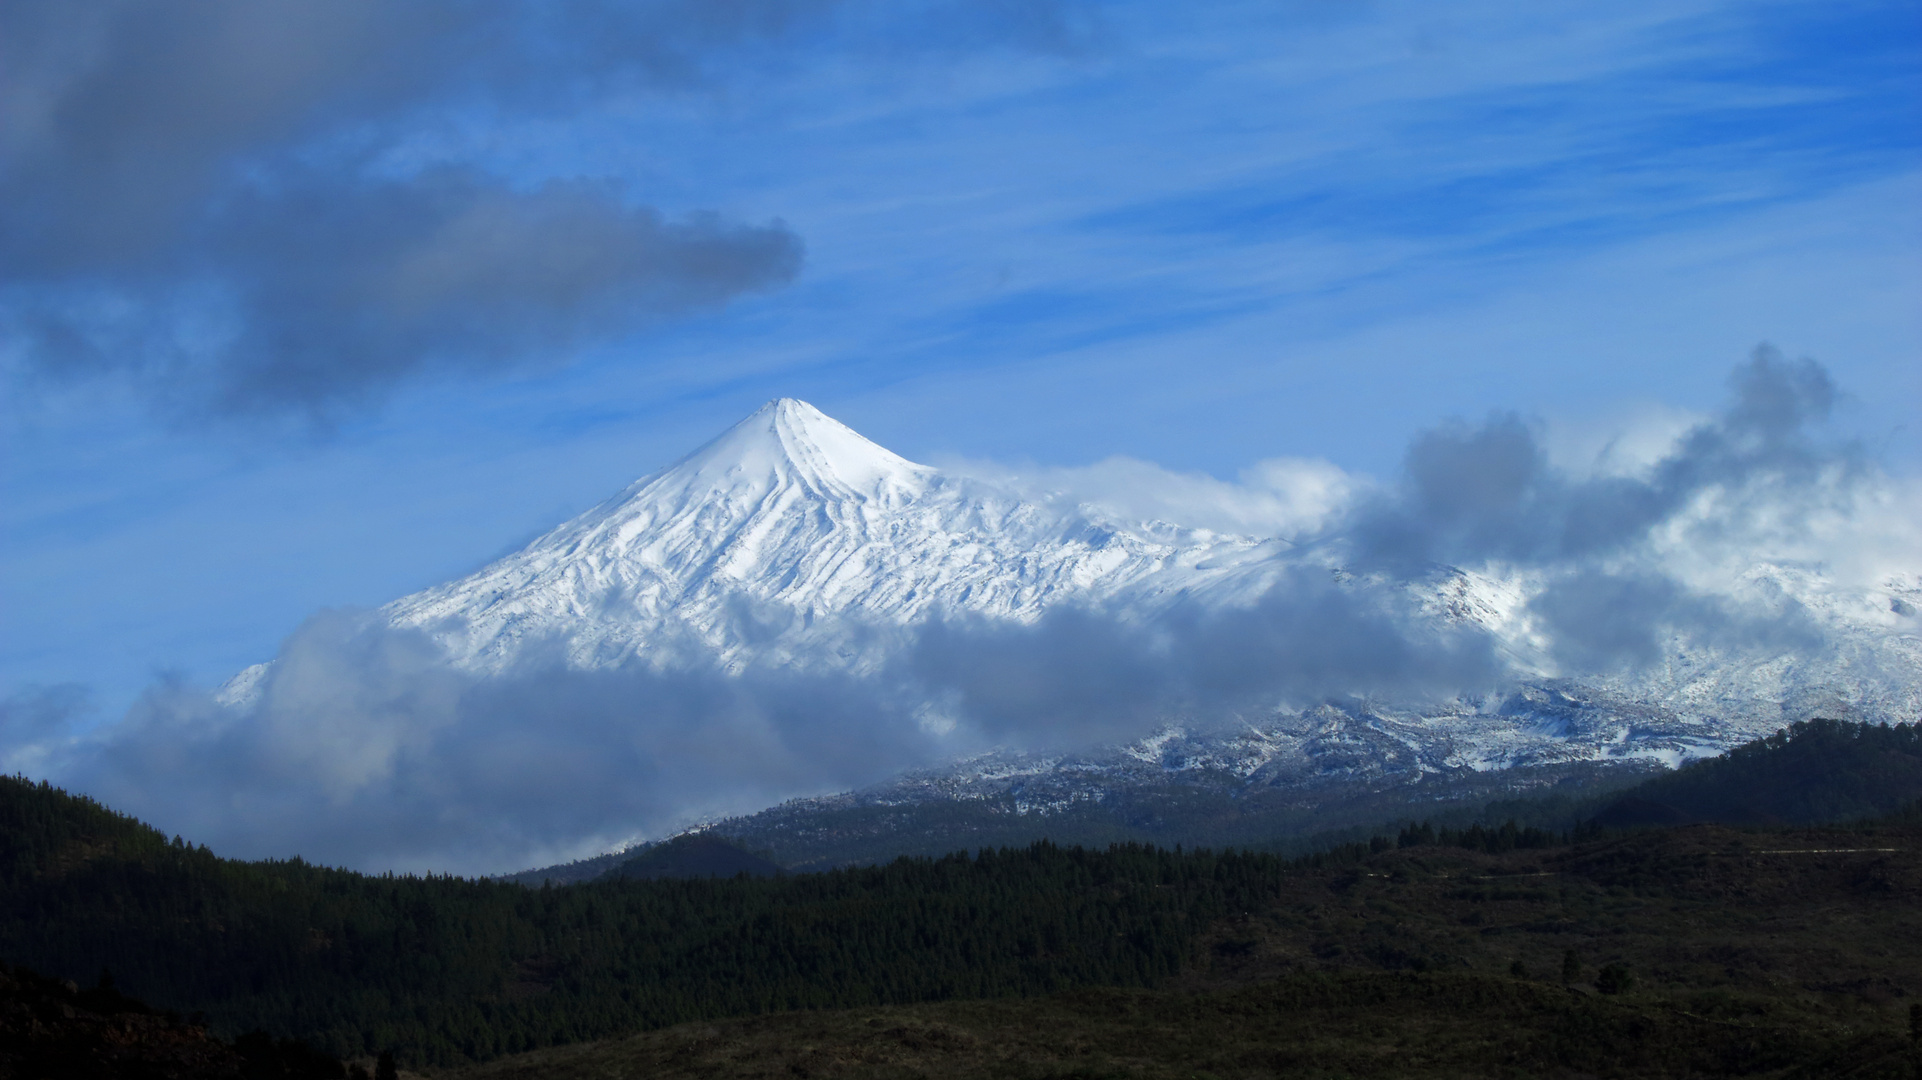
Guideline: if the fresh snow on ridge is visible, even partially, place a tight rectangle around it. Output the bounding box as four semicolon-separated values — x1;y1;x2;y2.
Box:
383;399;1280;674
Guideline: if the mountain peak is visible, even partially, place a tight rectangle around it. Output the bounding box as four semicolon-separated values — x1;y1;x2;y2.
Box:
760;396;822;421
666;398;932;498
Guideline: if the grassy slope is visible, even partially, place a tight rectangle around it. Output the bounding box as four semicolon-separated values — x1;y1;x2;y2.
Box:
450;822;1922;1079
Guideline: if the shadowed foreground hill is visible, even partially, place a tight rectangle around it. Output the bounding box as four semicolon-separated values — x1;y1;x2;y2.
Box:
453;821;1922;1079
0;774;1285;1066
3;720;1920;1077
0;960;352;1080
452;973;1917;1080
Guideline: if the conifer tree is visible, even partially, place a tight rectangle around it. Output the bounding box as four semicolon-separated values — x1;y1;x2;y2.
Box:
1596;963;1632;995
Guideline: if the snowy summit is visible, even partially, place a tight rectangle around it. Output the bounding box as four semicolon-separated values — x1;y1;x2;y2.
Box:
219;399;1917;779
381;400;1269;674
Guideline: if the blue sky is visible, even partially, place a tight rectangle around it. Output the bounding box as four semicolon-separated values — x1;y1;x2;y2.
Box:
4;0;1920;728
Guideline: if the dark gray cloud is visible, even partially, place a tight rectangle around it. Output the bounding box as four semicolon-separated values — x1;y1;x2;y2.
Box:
0;0;1093;422
1338;349;1868;674
915;350;1871;728
41;566;1502;872
1527;568;1827;674
911;568;1503;750
187;172;795;418
1166;574;1506;701
0;0;847;272
1349;348;1854;569
1;2;456;273
55;610;946;874
910;607;1174;748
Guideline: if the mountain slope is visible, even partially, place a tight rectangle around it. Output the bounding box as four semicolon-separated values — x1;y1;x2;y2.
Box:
215;398;1920;864
375;399;1916;711
381;399;1278;675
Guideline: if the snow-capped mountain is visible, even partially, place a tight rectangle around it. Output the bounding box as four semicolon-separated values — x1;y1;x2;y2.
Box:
382;398;1283;674
224;398;1921;818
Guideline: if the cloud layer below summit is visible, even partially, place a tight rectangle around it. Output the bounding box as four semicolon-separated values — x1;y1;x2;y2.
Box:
4;354;1915;875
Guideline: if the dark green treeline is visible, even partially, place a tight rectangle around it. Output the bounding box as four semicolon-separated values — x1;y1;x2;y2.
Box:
1607;716;1922;823
7;718;1912;1068
1;775;1281;1067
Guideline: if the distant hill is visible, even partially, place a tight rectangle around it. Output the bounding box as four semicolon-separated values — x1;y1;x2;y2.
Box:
496;720;1922;880
495;847;633;887
684;758;1656;871
605;834;782;881
1589;718;1922;829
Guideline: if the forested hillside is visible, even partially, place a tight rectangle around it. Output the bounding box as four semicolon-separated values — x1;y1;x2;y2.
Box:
4;719;1918;1074
1590;717;1922;826
454;815;1922;1080
0;774;1284;1066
